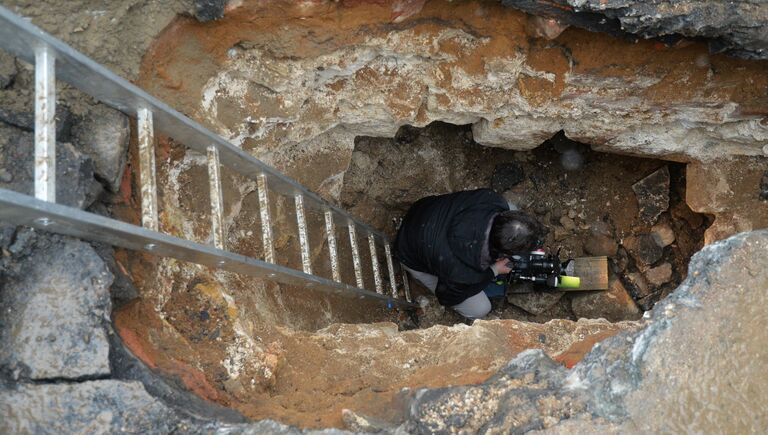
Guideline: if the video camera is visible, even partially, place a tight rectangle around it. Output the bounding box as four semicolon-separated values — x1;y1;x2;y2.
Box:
504;249;580;290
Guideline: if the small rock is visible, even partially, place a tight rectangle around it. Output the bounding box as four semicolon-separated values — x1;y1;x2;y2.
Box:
571;275;641;322
632;166;670;225
223;377;247;400
650;222;675;248
0;124;98;209
395;124;420;144
626;272;652;298
623;234;663;269
71;103;130;192
526;14;569;40
644;262;673;287
0;104;73;141
194;0;226;22
491;162;525;193
502;180;535;210
591;220;613;237
507;291;564;315
342;409;392;432
760;170;768;201
554;226;570;241
560;149;584;171
0;50;17;89
583;233;618;257
567;209;577;219
0;168;12;183
610;247;630;274
559;216;575;231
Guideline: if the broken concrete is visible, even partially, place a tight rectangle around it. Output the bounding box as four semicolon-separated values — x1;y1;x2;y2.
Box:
0;235;112;380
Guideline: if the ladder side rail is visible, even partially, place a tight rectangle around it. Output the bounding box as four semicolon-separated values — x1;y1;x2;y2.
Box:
0;6;387;241
0;189;416;309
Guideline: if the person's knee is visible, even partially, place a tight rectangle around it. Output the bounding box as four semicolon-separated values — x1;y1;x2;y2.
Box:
453;293;492;319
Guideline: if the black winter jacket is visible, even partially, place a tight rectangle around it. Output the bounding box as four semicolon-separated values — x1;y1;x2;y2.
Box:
395;189;509;306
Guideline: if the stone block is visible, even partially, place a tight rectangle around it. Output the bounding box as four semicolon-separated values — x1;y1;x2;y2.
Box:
0;236;113;380
507;290;564;315
626;272;651;298
571;275;641;322
644;262;673;287
622;234;663;269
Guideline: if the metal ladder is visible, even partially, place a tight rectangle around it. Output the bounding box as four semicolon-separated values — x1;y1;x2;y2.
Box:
0;6;414;310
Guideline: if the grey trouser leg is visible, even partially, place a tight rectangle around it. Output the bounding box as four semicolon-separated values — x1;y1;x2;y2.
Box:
403;265;438;292
403;265;492;319
452;291;492;319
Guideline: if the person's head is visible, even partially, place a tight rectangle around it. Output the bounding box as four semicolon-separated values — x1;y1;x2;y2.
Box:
489;210;546;258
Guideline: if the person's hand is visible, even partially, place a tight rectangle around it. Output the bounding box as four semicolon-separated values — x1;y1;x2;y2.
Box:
493;258;512;275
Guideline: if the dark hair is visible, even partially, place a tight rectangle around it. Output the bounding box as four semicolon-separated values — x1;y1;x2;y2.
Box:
489;210;546;257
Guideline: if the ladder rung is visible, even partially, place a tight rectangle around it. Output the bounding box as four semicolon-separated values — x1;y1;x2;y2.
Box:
295;194;311;275
384;244;398;298
206;145;225;250
137;108;159;232
368;233;384;294
34;47;56;203
348;224;364;289
324;210;341;282
257;173;275;264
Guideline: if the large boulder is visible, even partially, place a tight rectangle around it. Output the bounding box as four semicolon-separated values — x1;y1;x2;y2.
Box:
397;229;768;432
503;0;768;60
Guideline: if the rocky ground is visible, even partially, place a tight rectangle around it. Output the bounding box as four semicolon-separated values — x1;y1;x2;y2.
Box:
1;0;768;433
342;122;709;326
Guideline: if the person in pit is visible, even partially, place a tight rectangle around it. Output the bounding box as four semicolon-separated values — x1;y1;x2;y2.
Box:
395;188;546;319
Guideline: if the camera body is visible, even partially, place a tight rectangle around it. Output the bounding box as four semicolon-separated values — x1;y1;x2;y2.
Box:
506;249;577;289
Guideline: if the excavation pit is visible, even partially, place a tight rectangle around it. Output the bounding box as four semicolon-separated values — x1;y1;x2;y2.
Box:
1;0;768;432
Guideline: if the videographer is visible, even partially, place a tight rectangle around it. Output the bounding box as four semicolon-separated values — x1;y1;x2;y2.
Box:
395;189;546;319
